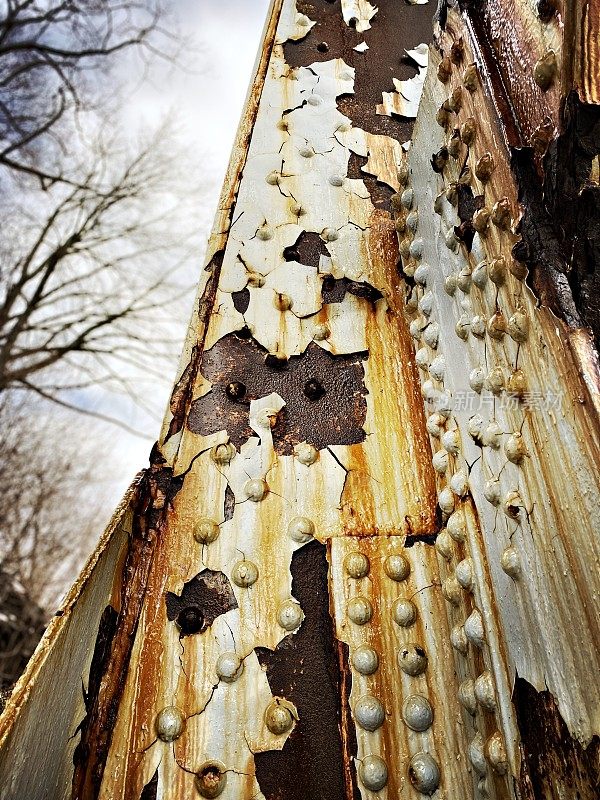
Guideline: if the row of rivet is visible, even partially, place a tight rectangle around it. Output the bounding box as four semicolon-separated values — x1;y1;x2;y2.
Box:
343;548;441;794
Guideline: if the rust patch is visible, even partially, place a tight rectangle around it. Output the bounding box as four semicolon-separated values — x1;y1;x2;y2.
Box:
165;569;238;637
347;152;394;209
187;332;368;455
254;540;360;800
284;231;331;267
322;275;383;305
71;453;183;800
284;0;433;141
78;606;118;726
514;676;600;799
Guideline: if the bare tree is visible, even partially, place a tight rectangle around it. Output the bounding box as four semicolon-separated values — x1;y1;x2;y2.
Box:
0;395;116;688
0;0;201;426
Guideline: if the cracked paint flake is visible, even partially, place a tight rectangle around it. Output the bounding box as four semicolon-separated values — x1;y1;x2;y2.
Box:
341;0;378;33
377;43;429;119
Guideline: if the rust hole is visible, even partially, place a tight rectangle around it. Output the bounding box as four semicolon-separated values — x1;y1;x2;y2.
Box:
225;381;246;401
317;41;329;53
165;570;237;638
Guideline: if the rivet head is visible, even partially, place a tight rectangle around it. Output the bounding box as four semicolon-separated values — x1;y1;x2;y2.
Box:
475;152;495;182
277;600;304;631
211;442;236;465
322;227;338;242
534;49;557;90
501;546;521;578
265;170;280;185
489;256;506;285
408;752;441;795
455;314;471;340
442;576;462;606
441;274;457;298
195;761;227;798
393;598;417;627
395;216;407;234
257;224;274;241
451;623;468;654
463;62;478;91
505;432;528;464
294;442;318;465
447;509;466;541
485;366;505;395
450;470;468;497
155;706;185;742
435;530;453;560
429;355;445;382
464;609;485;647
472;261;488;288
486;732;508;775
299;145;314;158
423;322;439;348
507;369;527;397
438;487;455;515
456;557;474;590
383;554;410;581
460;117;476;145
359;755;388;791
458;679;477;714
398;162;410;185
491;197;511;228
474;670;497;710
344;552;370;579
193;518;220;545
426;412;444;439
303;378;325;400
347;596;373;625
226;380;246;401
469;367;485;393
414;263;429;285
264;700;294;735
177;606;204;635
504;490;525;519
244;478;269;502
399;644;428;676
409;238;424;259
274;292;293;312
473;207;490;233
437;56;452;82
313;322;330;340
508;309;528;342
469;733;488;776
445;181;458;203
447;85;462;112
216;652;244;683
401;188;414;209
432;449;449;474
449;144;465;173
457;266;472;293
488;311;507;339
288;516;315;543
351;645;379;675
406;210;419;232
403;695;433;732
354;694;385;731
329;174;344;187
484;479;501;506
441;429;460;455
307;93;323;106
232;560;259;588
436;105;450;128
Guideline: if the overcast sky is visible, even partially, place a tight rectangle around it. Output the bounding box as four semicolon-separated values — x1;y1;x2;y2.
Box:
101;0;272;506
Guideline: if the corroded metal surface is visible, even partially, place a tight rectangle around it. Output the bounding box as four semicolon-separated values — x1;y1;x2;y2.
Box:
1;1;600;799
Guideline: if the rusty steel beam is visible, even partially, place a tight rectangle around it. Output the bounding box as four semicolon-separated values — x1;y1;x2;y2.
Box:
1;1;600;799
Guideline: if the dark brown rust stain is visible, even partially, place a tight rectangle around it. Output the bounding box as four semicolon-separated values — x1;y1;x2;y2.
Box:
511;147;582;329
72;449;184;800
543;93;600;345
284;0;434;141
187;332;368;455
254;540;360;800
166;251;224;442
78;606;118;726
165;569;237;637
283;230;331;267
231;286;250;314
514;676;600;800
139;769;158;800
322;275;383;305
